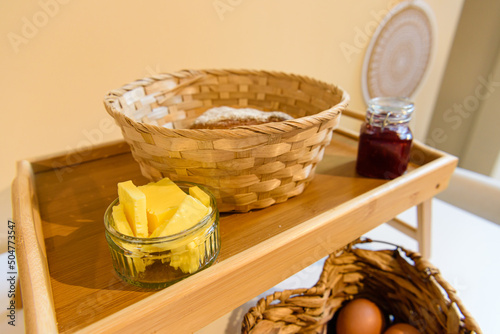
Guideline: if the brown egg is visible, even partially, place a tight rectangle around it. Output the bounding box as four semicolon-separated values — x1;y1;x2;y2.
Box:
336;298;385;334
383;323;421;334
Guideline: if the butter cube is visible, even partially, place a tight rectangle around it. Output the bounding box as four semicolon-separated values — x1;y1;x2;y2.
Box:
111;203;134;237
117;180;148;238
147;207;177;234
151;195;209;237
189;186;211;208
138;178;187;234
169;242;202;274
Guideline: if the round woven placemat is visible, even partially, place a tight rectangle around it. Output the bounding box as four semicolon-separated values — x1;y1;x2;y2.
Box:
362;0;435;102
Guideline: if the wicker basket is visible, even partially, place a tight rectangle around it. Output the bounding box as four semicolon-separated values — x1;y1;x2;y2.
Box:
103;69;349;212
241;239;482;334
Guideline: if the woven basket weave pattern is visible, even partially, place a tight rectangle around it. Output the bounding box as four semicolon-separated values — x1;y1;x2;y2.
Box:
104;69;349;212
242;239;482;334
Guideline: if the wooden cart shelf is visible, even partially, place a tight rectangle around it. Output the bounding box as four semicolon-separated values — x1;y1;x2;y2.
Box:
12;125;457;333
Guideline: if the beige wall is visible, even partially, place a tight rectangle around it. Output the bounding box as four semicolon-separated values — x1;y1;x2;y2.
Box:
1;0;464;249
461;48;500;176
428;0;500;178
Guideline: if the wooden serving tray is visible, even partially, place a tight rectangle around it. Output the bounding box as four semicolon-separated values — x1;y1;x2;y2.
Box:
12;123;457;333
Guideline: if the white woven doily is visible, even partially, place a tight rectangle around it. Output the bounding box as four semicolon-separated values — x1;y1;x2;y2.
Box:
362;0;435;102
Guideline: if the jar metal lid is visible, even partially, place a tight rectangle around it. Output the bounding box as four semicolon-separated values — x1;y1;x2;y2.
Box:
366;97;414;127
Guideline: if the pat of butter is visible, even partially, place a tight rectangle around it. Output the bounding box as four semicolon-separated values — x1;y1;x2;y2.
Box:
138;178;187;234
151;195;209;237
189;186;211;208
111;203;134;237
117;181;148;238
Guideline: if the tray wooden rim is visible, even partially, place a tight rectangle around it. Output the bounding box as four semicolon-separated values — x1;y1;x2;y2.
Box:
13;122;458;333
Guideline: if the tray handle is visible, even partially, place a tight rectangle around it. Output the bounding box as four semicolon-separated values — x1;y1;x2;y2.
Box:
13;160;58;333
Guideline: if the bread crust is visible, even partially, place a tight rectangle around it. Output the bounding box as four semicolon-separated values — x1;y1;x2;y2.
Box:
190;106;293;129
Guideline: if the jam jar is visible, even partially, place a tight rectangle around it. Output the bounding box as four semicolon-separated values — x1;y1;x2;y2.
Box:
356;97;414;180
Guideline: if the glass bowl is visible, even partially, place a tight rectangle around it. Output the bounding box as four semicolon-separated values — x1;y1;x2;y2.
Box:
104;181;220;289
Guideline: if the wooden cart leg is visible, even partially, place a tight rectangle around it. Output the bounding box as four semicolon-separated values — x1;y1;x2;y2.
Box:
416;199;432;259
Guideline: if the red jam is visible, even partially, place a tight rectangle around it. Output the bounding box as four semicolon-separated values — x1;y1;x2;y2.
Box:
356;123;412;179
356;97;414;180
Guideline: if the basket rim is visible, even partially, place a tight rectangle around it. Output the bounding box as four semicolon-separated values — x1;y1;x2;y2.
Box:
241;238;483;334
103;68;350;138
